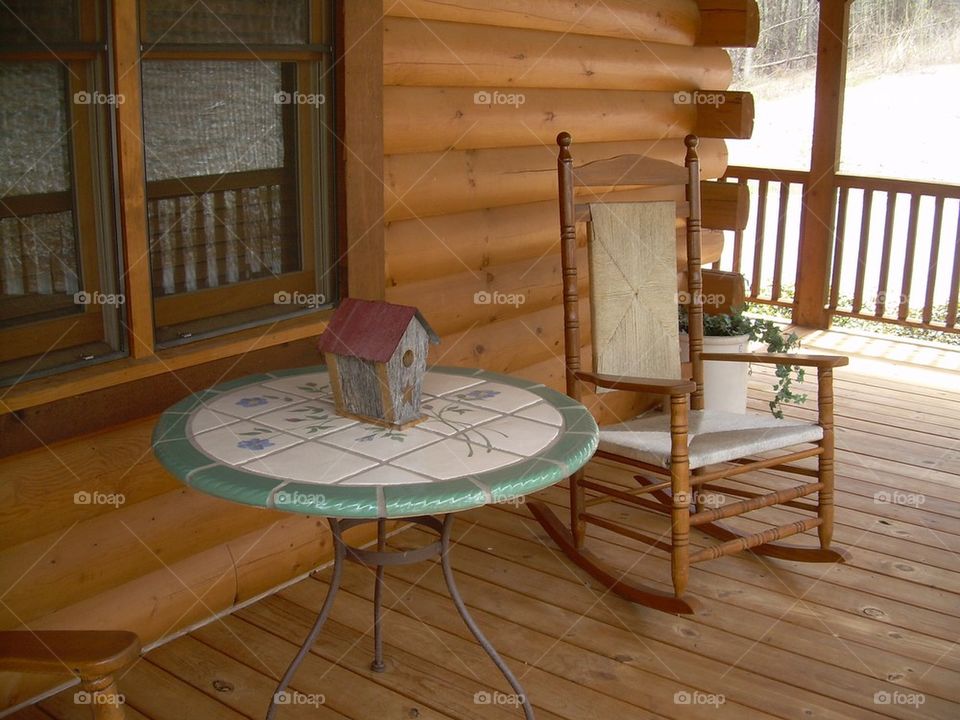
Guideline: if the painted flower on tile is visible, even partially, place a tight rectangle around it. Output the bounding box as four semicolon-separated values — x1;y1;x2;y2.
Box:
296;381;330;395
358;429;405;443
237;437;274;451
458;389;500;402
236;396;269;408
285;405;337;434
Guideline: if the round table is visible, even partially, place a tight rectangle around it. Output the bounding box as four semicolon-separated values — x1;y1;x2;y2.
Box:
153;365;598;719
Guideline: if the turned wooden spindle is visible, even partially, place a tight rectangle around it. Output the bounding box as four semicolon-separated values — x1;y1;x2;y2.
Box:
817;368;836;549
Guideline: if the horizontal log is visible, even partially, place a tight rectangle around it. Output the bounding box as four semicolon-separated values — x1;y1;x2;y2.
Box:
0;420;217;553
384;17;731;91
430;303;570;374
0;488;279;626
702;179;749;230
384;87;693;154
385;137;729;221
387;194;725;287
694;90;754;139
696;0;761;48
384;0;700;46
388;248;587;337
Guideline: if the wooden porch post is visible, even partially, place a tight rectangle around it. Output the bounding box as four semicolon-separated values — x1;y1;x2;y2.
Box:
793;0;852;328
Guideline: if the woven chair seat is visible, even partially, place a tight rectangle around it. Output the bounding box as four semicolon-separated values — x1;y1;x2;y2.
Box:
599;410;823;470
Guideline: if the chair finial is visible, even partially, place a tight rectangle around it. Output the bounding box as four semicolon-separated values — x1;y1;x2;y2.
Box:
557;132;572;147
684;134;699;149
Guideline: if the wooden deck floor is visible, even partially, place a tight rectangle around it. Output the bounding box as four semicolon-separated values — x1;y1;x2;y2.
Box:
15;329;960;720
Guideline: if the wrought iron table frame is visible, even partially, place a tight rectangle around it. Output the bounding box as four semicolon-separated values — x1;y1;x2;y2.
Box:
266;514;534;720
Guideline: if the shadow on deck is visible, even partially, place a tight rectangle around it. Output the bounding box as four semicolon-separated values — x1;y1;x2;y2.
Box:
13;328;960;720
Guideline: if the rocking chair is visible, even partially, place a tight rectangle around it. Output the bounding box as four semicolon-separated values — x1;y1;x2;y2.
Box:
527;132;849;614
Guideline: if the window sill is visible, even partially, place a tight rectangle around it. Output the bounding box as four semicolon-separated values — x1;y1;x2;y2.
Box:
0;311;331;414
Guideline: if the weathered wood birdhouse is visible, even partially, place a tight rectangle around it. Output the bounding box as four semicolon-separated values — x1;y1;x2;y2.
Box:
317;298;439;428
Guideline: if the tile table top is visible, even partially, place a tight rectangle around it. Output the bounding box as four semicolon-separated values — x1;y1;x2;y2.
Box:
153;366;598;519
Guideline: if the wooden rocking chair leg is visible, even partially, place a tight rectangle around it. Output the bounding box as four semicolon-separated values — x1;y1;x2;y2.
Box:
527;500;697;614
669;396;692;599
817;369;836;550
570;467;587;548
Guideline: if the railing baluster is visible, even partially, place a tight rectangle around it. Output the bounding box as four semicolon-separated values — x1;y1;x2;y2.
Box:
852;189;873;314
898;193;921;321
829;186;849;311
771;181;790;302
732;178;746;275
947;206;960;329
751;179;769;299
875;192;897;318
922;196;944;326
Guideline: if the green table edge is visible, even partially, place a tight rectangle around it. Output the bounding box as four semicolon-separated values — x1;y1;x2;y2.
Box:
152;365;598;519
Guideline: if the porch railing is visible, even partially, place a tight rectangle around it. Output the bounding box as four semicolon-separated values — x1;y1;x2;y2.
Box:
716;165;960;334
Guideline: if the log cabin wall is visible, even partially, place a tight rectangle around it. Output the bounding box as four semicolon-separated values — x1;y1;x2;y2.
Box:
0;0;756;710
381;0;753;422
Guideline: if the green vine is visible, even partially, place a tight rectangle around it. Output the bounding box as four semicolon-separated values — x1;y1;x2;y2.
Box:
680;306;806;419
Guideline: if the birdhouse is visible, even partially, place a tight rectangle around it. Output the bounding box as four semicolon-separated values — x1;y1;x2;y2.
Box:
317;298;440;428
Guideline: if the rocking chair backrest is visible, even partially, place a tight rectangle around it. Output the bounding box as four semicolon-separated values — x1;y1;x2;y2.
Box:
556;132;705;410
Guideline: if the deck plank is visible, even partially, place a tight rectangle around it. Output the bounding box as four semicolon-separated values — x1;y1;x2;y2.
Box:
9;330;959;719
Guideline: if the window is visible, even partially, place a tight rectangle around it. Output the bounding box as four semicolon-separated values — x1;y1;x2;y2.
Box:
0;0;125;383
140;0;337;345
0;0;338;387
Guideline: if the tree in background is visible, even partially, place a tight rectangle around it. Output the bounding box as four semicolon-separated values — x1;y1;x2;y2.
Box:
732;0;960;85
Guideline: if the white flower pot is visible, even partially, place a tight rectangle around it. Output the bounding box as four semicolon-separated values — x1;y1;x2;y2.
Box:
679;333;751;414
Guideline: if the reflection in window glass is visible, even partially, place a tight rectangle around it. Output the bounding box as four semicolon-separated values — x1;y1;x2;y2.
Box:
141;62;286;182
0;64;72;195
0;0;78;45
142;0;308;45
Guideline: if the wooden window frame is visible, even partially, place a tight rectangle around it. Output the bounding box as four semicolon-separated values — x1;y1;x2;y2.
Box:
0;0;117;364
0;0;384;415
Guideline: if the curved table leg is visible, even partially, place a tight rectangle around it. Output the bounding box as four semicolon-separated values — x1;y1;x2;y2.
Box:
266;518;345;720
371;517;387;672
439;515;536;720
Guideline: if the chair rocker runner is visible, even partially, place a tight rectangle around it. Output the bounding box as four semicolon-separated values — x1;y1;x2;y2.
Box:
526;132;849;614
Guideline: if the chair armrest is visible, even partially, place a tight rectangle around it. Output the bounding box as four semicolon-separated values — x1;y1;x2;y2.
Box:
575;371;696;396
0;631;140;678
699;352;849;369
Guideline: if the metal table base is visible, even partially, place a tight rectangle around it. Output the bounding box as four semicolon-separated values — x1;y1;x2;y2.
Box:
266;515;535;719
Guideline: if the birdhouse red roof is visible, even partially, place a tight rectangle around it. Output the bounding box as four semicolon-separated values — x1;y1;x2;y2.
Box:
317;298;439;363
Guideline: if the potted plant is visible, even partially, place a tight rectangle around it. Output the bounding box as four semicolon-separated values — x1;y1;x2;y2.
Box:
679;306;806;418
